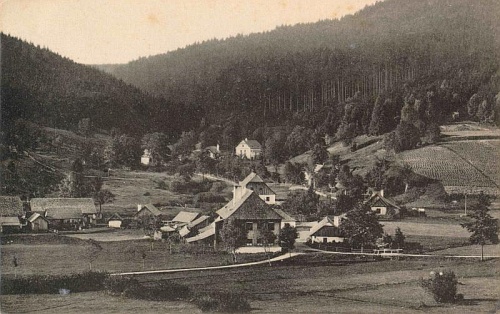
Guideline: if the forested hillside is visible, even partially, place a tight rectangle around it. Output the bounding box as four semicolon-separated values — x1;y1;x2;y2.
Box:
1;34;201;141
99;0;500;139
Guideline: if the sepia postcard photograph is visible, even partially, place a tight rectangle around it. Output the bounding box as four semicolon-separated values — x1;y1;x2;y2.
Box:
0;0;499;313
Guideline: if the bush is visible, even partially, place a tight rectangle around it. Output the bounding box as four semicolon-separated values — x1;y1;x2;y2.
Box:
105;277;191;301
420;270;459;303
2;271;108;295
194;292;251;312
156;180;168;190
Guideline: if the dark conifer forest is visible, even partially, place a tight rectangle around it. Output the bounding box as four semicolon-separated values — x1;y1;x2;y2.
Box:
2;0;500;147
97;0;500;137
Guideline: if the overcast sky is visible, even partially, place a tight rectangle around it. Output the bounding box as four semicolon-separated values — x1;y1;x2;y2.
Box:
1;0;378;65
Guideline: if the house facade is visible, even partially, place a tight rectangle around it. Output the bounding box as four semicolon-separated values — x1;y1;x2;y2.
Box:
28;213;49;232
215;187;281;246
30;198;98;228
235;139;262;160
186;179;282;247
141;149;152;165
0;196;24;234
366;191;400;218
238;172;276;204
308;216;344;244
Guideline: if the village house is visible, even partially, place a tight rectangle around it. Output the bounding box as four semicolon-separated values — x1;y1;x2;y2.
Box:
30;198;98;229
365;190;401;218
141;149;152;165
235;138;262;160
308;216;345;244
238;172;276;204
135;204;164;227
186;175;282;247
27;213;49;232
0;196;24;234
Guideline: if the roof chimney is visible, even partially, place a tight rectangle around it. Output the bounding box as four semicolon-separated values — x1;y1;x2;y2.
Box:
380;190;384;197
137;204;142;212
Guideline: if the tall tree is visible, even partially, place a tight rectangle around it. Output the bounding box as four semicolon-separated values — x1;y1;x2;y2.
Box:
278;223;298;254
220;218;247;263
461;193;499;261
340;203;384;251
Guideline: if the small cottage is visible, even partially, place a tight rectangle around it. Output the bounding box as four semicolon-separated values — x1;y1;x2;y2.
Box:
205;144;220;159
365;191;401;218
141;149;152;165
308;216;344;244
27;213;49;232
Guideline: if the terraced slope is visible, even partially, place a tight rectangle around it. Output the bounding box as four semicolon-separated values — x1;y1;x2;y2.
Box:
398;141;500;195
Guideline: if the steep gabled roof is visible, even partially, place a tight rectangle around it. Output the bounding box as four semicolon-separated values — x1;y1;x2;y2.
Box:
27;213;48;223
216;190;281;220
309;216;335;236
0;196;23;216
238;139;261;149
366;192;400;209
240;172;264;186
46;208;83;220
272;208;296;222
186;224;215;243
188;215;210;228
31;198;97;215
172;211;200;223
136;204;163;217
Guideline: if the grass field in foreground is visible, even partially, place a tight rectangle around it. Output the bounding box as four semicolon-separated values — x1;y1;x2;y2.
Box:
0;235;268;277
3;257;497;313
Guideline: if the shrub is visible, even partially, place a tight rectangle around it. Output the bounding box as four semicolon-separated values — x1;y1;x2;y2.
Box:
194;292;251;312
105;277;191;301
156;180;168;190
1;271;108;295
420;270;459;303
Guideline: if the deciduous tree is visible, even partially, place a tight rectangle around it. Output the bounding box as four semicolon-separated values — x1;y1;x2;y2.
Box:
220;218;247;263
340;203;383;251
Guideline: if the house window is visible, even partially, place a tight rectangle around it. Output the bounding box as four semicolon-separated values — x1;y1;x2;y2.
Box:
266;196;270;202
246;222;253;231
246;238;253;246
267;222;275;231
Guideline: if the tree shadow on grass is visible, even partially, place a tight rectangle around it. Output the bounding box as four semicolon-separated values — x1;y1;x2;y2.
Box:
456;298;498;306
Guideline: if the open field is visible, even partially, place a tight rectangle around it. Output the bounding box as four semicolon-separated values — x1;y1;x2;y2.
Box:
382;221;470;238
2;255;499;313
0;292;198;314
0;234;267;277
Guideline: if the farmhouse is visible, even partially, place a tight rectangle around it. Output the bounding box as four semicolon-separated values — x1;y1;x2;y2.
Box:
0;196;24;233
239;172;276;204
308;216;344;244
235;138;262;160
27;213;49;232
365;191;400;218
172;211;201;225
215;187;281;246
135;204;164;227
186;181;282;247
30;198;98;228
